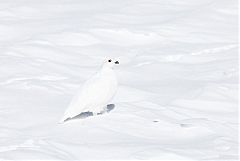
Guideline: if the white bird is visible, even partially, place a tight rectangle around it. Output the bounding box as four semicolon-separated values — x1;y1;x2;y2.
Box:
60;58;119;123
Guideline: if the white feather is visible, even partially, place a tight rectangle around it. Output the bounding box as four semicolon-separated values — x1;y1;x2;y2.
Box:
60;59;119;123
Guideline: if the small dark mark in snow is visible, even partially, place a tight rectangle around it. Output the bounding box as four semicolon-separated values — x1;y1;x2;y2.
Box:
180;123;193;128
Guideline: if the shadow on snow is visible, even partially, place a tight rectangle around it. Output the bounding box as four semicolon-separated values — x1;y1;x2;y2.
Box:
64;104;115;122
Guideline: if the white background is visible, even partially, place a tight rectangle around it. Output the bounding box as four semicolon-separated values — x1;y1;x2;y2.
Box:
0;0;238;160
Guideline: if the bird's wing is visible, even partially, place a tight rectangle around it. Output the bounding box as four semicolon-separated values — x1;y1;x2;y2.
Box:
61;74;112;120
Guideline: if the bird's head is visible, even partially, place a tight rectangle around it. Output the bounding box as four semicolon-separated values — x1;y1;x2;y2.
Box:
103;58;120;69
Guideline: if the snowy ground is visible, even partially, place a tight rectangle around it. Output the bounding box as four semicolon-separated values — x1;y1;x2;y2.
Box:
0;0;238;160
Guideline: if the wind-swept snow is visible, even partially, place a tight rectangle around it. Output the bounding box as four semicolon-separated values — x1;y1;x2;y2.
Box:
0;0;238;160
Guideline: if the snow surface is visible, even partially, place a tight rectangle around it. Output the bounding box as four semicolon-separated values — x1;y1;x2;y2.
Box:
0;0;238;160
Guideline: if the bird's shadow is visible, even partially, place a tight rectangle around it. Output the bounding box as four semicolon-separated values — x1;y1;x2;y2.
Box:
65;104;115;122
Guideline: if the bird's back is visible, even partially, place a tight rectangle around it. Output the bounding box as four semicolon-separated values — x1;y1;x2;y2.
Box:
61;69;118;121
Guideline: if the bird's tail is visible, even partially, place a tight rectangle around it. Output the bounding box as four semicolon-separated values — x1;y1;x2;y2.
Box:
59;116;67;124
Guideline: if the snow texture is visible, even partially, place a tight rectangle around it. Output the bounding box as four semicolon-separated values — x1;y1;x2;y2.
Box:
0;0;238;160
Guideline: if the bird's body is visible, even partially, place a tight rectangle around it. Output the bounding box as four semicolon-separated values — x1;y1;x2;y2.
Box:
60;59;119;123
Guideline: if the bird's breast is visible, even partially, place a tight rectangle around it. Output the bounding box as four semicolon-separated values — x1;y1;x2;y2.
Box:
99;74;118;99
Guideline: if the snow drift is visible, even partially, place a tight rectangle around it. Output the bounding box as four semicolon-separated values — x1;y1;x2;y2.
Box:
0;0;238;160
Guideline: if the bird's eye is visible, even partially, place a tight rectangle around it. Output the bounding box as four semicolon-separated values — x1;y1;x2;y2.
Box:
108;59;112;62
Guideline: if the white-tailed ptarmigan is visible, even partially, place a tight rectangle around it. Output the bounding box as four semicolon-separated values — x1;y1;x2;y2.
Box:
60;59;119;123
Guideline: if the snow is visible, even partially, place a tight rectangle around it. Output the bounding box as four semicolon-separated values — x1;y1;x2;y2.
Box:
0;0;238;160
